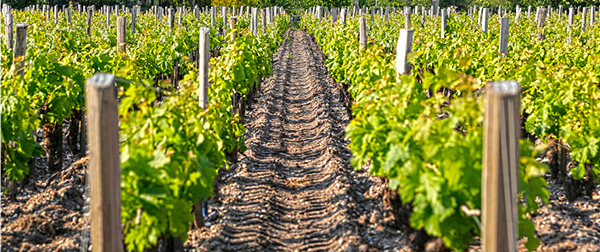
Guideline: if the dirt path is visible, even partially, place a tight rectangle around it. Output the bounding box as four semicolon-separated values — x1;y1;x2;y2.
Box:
186;30;407;251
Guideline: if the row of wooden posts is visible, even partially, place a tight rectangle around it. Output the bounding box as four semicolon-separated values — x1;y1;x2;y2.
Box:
306;3;599;35
2;4;283;252
2;4;284;38
308;5;537;252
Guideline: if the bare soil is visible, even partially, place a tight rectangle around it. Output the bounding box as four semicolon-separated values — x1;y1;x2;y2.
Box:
1;122;90;252
185;29;408;251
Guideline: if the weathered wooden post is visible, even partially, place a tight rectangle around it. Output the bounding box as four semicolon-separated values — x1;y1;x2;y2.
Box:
317;5;322;20
515;6;521;23
86;73;123;252
340;8;347;25
432;0;439;16
558;5;563;20
54;5;59;23
332;8;338;23
499;17;509;57
569;7;574;26
359;17;367;50
482;8;489;32
178;9;182;25
229;16;237;40
405;6;411;29
527;6;531;19
198;27;210;110
117;16;126;53
106;6;111;26
210;7;215;27
251;8;257;35
482;80;521;252
4;12;13;50
590;6;595;25
87;7;92;36
168;8;175;30
66;7;72;25
261;9;266;32
385;6;389;23
222;6;228;35
582;7;587;32
132;8;137;34
396;29;414;76
537;8;547;40
441;9;447;38
14;23;28;77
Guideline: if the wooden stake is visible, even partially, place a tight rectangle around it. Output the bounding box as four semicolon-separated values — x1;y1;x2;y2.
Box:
261;9;266;32
67;7;72;24
198;27;210;109
482;8;489;32
499;17;509;57
117;16;126;53
86;73;123;252
482;81;520;252
4;12;13;49
359;17;367;50
396;29;414;76
229;16;237;40
441;9;447;38
405;6;411;29
87;7;92;36
13;23;28;77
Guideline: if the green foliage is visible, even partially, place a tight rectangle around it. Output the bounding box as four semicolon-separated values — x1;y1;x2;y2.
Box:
2;7;289;251
301;10;559;251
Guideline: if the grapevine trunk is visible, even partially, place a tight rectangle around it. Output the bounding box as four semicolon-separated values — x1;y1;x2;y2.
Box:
43;121;63;171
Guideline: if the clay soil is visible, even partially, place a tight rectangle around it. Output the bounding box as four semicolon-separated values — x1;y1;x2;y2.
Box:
2;29;600;252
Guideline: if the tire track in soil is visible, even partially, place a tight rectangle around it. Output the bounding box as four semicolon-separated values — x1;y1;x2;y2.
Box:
187;30;407;251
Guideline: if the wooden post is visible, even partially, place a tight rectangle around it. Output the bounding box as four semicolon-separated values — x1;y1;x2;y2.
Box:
210;7;215;27
528;5;531;19
559;5;563;20
515;6;520;23
106;6;111;26
340;8;347;25
317;6;322;20
441;9;447;38
13;23;28;77
332;8;338;23
198;27;210;109
482;8;489;32
251;8;258;36
86;73;123;252
132;9;137;34
178;9;182;25
229;17;237;40
117;16;126;53
261;9;266;32
568;7;574;26
432;0;439;16
67;7;72;24
499;17;509;57
537;8;547;40
405;6;411;29
222;6;227;35
4;12;13;50
590;6;595;25
482;80;520;252
396;29;414;76
54;5;58;23
582;7;587;32
359;17;367;50
168;8;175;30
385;6;389;23
87;7;92;36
